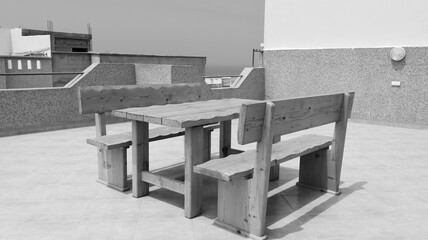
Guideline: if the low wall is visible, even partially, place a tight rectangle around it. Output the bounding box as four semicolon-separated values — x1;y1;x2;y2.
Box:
135;64;202;85
0;63;135;136
202;67;265;100
264;47;428;128
51;52;206;87
0;56;52;88
0;63;263;137
51;52;91;87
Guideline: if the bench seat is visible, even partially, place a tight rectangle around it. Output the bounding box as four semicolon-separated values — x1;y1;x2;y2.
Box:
194;134;332;182
87;126;186;150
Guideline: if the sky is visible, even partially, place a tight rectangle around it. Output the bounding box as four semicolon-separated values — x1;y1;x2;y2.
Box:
0;0;265;75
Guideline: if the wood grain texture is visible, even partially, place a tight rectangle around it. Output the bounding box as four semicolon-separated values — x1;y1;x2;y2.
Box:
194;134;333;182
248;101;275;237
86;126;185;150
132;121;149;197
112;98;260;128
184;126;204;218
78;83;202;114
219;120;232;158
141;171;184;194
327;92;354;193
238;93;345;145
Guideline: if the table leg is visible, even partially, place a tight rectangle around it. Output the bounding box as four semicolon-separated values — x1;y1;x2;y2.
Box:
132;121;149;197
219;120;232;158
184;126;203;218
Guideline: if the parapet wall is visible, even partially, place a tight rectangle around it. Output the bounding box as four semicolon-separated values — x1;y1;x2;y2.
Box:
202;67;265;100
0;64;135;136
264;47;428;128
52;52;206;87
0;56;53;89
0;64;264;137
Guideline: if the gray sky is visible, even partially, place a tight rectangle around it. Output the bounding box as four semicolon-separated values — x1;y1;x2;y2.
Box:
0;0;265;75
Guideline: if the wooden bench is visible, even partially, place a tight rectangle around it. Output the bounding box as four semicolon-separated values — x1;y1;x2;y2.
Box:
78;83;217;191
194;92;355;239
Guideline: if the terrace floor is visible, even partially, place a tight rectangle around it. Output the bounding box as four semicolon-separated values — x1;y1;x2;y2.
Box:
1;120;428;240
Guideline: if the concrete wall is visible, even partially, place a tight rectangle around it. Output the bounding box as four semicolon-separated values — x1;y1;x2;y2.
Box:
51;52;206;87
0;63;136;136
0;56;53;89
51;52;91;87
264;0;428;50
0;63;264;136
134;64;202;85
0;29;12;55
99;53;205;80
0;60;6;89
263;47;428;127
10;28;50;55
202;67;265;101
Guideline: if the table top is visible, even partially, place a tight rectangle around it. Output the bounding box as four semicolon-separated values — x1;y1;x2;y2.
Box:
112;98;261;128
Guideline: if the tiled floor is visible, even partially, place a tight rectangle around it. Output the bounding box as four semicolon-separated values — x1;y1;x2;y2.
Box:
1;121;428;239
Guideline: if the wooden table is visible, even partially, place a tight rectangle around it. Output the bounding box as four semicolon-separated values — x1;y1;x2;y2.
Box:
112;98;260;218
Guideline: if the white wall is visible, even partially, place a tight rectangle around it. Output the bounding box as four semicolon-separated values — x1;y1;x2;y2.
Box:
264;0;428;50
0;29;12;55
10;29;51;56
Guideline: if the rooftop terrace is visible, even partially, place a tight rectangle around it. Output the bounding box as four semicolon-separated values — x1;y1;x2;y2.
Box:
1;120;427;239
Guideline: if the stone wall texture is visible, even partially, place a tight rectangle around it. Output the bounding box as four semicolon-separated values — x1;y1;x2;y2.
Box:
264;47;428;127
0;63;136;136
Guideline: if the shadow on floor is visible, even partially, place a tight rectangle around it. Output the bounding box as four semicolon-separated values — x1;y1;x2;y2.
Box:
267;181;367;239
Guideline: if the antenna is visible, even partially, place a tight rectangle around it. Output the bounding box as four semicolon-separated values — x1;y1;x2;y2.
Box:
87;22;93;51
47;20;54;32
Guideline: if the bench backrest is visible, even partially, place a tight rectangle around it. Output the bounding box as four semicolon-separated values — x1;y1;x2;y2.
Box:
78;83;202;114
238;92;354;145
77;83;202;137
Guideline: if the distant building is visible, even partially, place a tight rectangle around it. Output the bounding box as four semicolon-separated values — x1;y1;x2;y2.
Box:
0;27;92;89
0;28;92;56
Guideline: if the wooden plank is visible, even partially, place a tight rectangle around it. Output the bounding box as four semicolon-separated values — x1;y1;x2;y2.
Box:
146;98;258;124
132;121;149;197
111;98;260;126
184;126;204;218
141;171;184;194
219;120;232;157
95;113;107;182
298;147;329;191
269;136;281;181
163;107;244;128
248;101;275;238
78;83;201;114
217;178;251;233
327;92;354;193
194;134;333;182
239;93;345;145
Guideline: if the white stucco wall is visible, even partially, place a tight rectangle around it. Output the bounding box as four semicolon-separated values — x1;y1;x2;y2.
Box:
0;29;12;55
264;0;428;50
10;29;51;56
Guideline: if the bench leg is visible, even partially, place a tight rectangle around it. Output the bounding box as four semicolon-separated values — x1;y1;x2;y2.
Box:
219;120;232;158
215;178;267;240
269;165;280;181
97;148;130;192
269;136;281;181
203;128;212;163
297;147;339;195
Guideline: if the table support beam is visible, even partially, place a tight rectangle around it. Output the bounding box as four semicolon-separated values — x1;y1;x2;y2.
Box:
132;121;149;197
184;126;204;218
